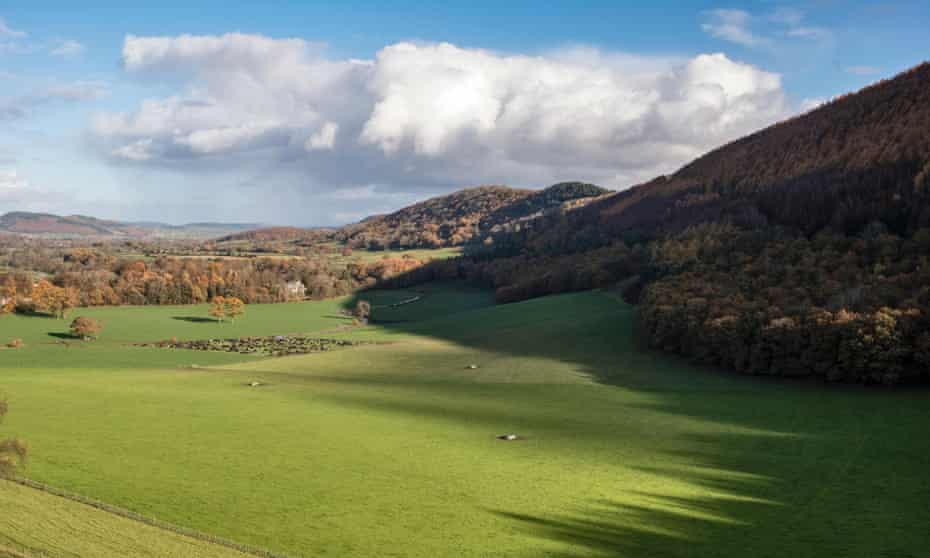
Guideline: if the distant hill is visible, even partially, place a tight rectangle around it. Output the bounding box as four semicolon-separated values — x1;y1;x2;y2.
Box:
0;212;143;236
0;211;261;239
334;183;609;249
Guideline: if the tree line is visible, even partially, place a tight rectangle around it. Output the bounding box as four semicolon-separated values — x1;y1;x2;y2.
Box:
0;248;427;312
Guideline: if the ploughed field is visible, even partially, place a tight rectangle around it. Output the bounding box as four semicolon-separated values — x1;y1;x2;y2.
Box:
0;283;928;557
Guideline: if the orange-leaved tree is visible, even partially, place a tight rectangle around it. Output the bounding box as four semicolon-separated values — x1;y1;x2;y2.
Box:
209;296;227;322
224;297;245;323
32;280;77;319
0;276;17;314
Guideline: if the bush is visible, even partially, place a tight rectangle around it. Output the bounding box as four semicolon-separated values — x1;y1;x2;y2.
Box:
70;316;104;340
6;338;22;349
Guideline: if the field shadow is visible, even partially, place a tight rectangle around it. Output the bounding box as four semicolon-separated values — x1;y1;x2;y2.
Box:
46;332;77;340
329;283;930;557
172;316;217;323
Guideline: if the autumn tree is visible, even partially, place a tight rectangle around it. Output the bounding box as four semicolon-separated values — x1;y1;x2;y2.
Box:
0;276;16;314
0;399;27;478
209;296;245;323
224;297;245;323
209;296;227;322
32;280;77;319
70;316;104;340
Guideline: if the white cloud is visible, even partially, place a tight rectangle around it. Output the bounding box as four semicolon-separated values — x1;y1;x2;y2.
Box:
112;138;154;161
51;39;85;57
701;10;768;48
92;33;790;203
0;18;26;39
702;7;831;48
1;80;108;120
305;121;338;150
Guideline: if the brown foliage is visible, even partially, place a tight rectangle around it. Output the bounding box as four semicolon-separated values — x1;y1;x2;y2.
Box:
70;316;104;340
31;280;77;319
336;183;606;250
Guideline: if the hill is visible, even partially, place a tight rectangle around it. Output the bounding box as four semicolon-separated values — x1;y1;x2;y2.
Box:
598;63;930;238
335;183;609;250
0;212;143;236
0;212;260;239
410;63;930;384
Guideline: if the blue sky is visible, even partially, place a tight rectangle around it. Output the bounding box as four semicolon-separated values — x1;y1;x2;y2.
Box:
1;0;928;225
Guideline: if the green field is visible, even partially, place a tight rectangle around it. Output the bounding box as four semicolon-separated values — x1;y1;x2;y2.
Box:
1;284;929;557
0;480;253;557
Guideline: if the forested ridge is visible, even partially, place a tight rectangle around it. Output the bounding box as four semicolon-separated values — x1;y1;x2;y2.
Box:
401;63;930;384
334;182;609;250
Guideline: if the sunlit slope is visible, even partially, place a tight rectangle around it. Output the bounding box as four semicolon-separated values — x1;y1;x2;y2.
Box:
0;480;255;558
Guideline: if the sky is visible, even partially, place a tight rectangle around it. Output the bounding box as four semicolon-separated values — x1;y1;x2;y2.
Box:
1;0;928;226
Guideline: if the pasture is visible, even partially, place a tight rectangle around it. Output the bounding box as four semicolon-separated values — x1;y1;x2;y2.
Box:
1;284;928;557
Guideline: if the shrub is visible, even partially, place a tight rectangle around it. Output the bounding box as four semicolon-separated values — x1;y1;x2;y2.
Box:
70;316;104;340
6;338;23;349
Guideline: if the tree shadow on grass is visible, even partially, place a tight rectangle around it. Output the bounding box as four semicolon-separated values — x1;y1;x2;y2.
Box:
172;316;217;323
327;284;930;557
47;332;78;340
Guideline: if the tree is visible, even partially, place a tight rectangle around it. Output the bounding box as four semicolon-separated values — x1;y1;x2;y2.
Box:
354;299;371;323
209;296;227;322
70;316;104;340
0;276;17;314
224;297;245;323
0;399;27;478
32;280;77;319
209;296;245;323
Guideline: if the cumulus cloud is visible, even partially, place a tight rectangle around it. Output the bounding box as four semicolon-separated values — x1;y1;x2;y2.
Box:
92;33;791;204
51;39;85;57
1;81;108;120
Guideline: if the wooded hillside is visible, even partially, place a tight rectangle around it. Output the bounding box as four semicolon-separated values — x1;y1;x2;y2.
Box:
335;183;609;250
410;63;930;384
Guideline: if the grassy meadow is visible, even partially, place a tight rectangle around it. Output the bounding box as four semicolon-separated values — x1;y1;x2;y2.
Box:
0;480;254;558
1;283;928;557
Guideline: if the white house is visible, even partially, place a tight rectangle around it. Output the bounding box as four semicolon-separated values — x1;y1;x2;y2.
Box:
284;280;307;301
